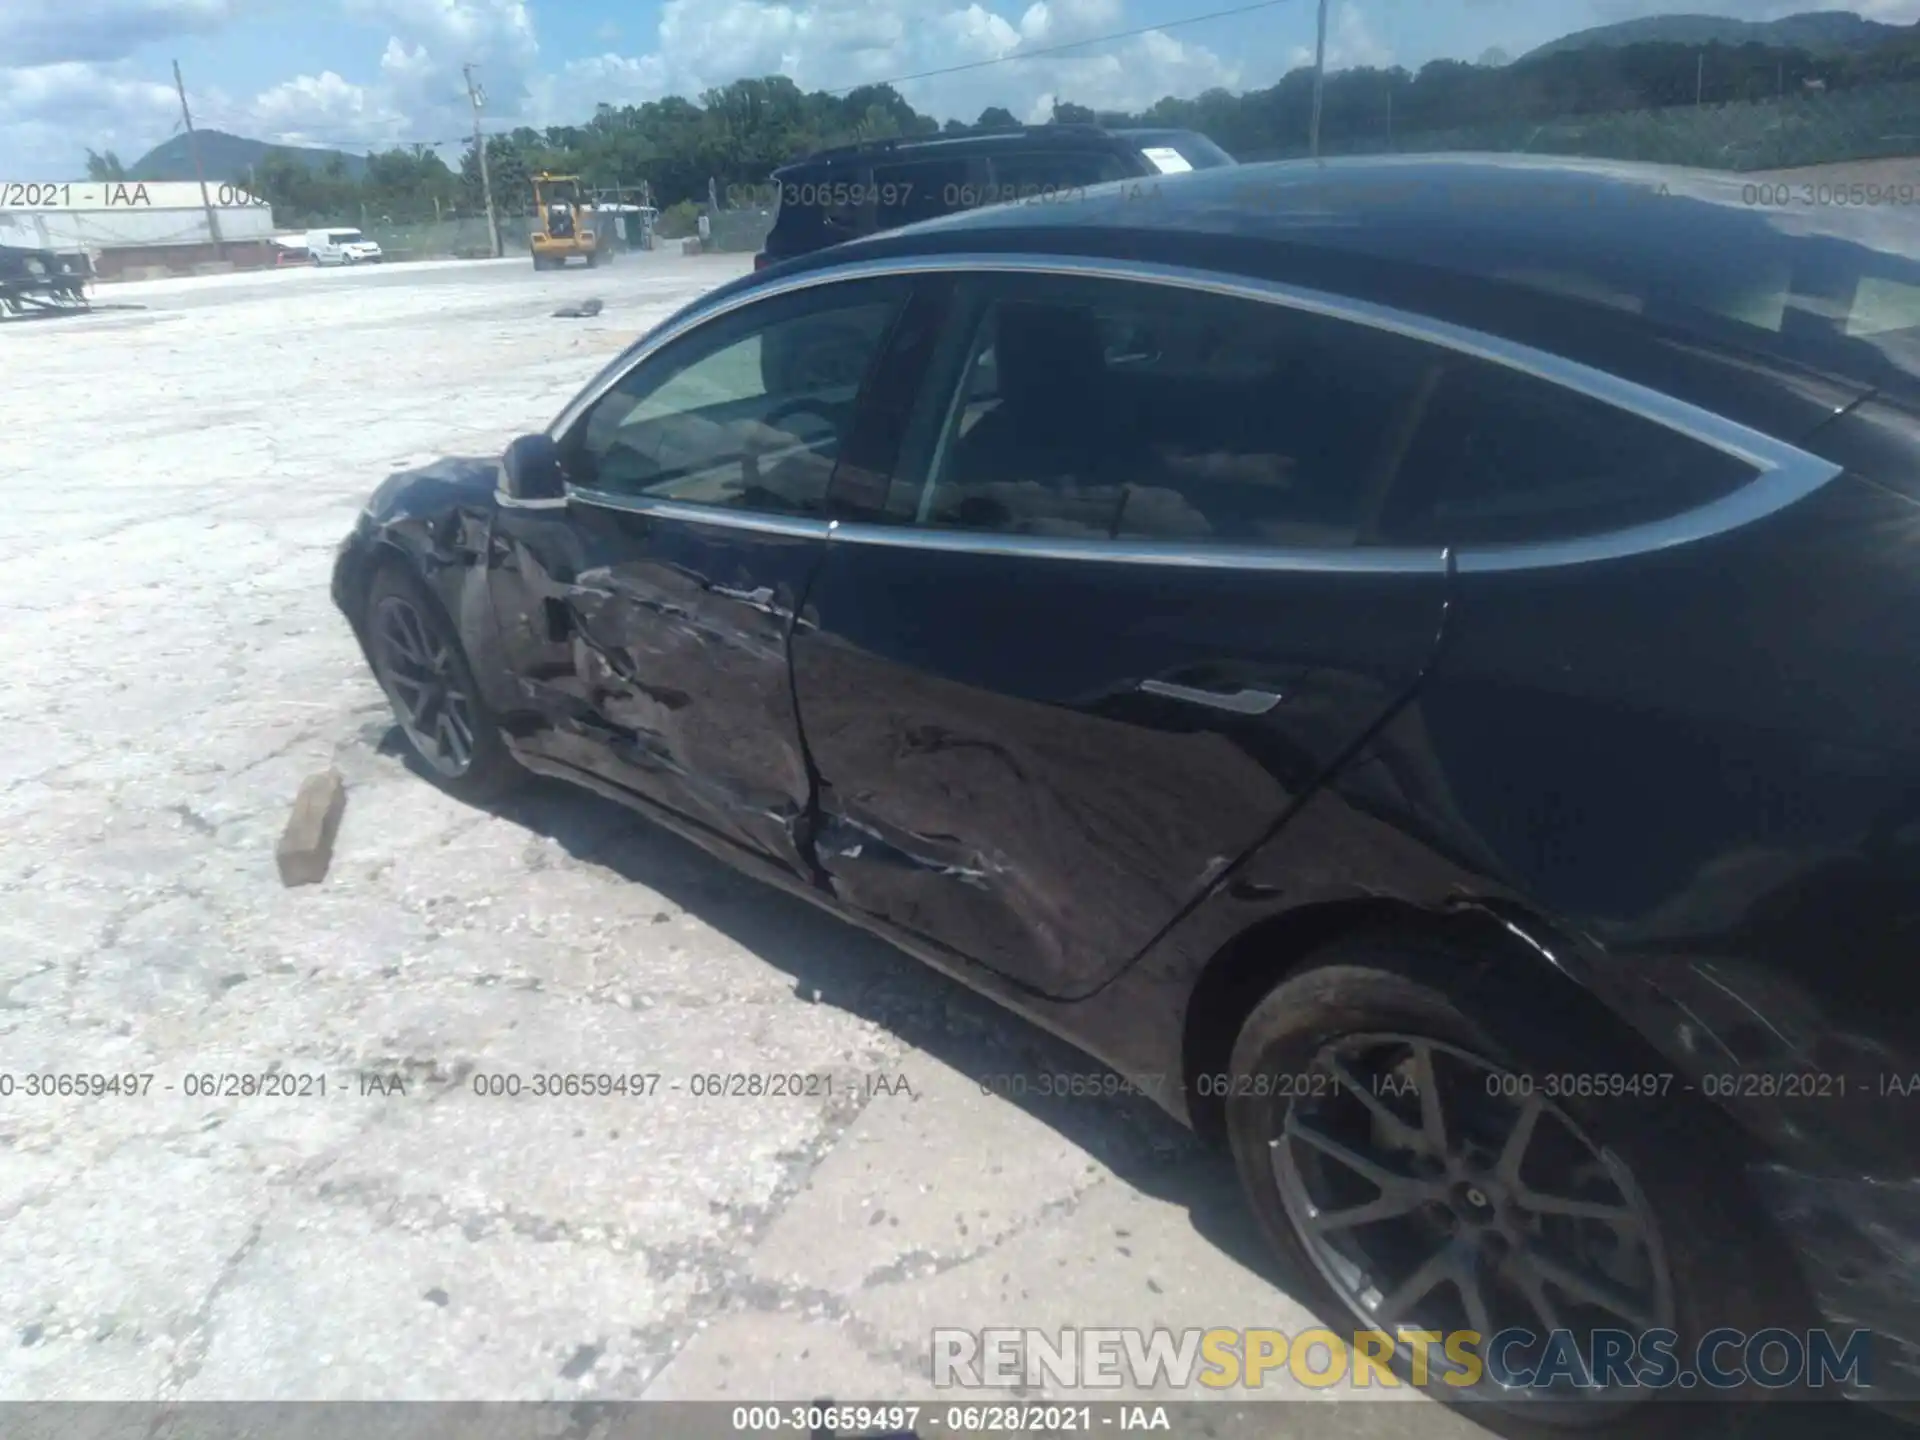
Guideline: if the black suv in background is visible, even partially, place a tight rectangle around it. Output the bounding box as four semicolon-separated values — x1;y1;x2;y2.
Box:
751;123;1235;268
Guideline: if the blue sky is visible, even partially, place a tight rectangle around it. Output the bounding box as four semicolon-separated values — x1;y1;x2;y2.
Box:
3;1;1916;174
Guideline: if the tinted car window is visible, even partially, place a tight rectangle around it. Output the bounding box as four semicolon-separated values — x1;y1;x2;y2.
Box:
567;279;908;514
872;159;974;228
988;150;1137;196
1123;132;1237;171
1374;360;1759;547
768;167;865;250
888;275;1442;546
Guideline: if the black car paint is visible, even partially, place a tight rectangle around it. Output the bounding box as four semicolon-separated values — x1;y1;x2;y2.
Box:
792;539;1451;1000
491;498;826;872
333;456;523;722
336;155;1920;1397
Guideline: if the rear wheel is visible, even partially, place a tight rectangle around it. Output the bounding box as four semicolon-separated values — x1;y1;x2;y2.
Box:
1224;931;1808;1437
363;565;522;802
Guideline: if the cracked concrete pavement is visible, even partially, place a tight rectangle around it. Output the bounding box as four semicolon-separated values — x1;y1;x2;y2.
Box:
0;254;1489;1436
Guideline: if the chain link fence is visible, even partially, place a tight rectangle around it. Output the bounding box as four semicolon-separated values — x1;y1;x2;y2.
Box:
1245;81;1920;173
706;209;776;252
356;206;773;262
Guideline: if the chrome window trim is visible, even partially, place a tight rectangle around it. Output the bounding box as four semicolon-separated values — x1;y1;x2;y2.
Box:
567;489;834;539
1451;458;1839;572
529;250;1844;573
497;493;570;511
828;520;1445;573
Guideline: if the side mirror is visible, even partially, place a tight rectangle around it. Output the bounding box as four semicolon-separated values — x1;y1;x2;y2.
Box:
500;433;565;502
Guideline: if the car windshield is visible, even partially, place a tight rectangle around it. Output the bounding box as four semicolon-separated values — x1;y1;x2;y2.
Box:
327;232;363;244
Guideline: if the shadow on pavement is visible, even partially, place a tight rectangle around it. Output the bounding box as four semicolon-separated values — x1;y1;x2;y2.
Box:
388;740;1920;1440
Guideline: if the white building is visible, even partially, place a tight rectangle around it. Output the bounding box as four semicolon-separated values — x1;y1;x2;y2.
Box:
0;180;276;277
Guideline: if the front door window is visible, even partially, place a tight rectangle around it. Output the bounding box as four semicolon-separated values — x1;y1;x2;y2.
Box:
566;279;910;516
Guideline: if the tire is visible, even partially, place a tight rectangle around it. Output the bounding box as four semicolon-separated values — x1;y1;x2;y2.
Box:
361;563;523;803
1224;930;1811;1438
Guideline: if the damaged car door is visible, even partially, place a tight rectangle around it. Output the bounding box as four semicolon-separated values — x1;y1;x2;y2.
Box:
791;268;1455;1000
487;276;912;873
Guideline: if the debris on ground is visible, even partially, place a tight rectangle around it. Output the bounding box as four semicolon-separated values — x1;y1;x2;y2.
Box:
552;298;604;318
275;768;348;886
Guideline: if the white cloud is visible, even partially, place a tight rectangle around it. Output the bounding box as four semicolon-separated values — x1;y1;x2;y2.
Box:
185;0;542;159
547;0;1237;125
0;61;183;171
0;0;238;67
0;0;1237;174
249;70;410;148
1288;2;1393;72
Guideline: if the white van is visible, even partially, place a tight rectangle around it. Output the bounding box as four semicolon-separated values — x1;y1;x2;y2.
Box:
303;228;383;266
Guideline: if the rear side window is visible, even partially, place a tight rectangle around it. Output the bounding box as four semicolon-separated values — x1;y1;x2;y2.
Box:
1139;133;1237;170
987;150;1138;196
886;274;1442;547
1374;361;1759;547
770;168;864;249
872;159;974;228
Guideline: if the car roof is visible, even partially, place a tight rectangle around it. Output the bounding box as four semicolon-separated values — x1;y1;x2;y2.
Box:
864;152;1909;270
766;152;1919;409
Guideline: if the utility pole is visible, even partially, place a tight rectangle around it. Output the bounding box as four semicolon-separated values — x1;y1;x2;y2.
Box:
1696;51;1705;106
1309;0;1330;159
172;59;225;260
464;63;501;258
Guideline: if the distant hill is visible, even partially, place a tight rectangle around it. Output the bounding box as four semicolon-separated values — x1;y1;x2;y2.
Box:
1525;11;1909;60
130;129;370;184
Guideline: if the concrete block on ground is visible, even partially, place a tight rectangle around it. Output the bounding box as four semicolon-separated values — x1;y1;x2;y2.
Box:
274;768;347;887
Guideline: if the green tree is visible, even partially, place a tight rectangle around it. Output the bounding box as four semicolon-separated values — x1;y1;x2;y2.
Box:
84;149;127;182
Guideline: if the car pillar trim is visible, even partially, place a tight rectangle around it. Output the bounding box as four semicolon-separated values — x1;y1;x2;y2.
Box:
1452;450;1845;572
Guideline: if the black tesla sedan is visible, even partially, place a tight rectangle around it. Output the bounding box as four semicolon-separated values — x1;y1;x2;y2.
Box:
335;154;1920;1430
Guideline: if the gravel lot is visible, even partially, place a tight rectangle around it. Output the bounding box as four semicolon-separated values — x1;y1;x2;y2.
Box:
0;254;1482;1436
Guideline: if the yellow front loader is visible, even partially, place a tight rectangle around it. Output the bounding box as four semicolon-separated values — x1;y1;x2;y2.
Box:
530;174;605;269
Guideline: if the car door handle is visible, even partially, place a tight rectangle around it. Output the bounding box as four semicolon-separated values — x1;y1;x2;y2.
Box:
1137;679;1284;716
711;584;775;610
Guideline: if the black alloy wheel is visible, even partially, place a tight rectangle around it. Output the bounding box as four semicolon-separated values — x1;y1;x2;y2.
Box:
1225;931;1811;1438
363;565;521;801
1271;1034;1675;1379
